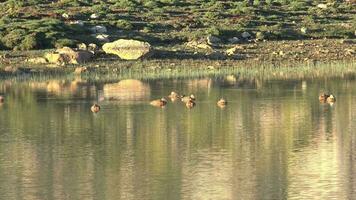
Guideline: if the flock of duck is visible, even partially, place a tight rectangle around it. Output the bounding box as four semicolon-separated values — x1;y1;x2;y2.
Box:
148;91;228;109
90;91;227;113
0;92;335;113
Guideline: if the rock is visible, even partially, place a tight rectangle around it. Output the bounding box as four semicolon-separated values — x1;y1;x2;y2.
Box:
62;13;70;19
228;37;240;44
226;46;242;56
74;67;88;74
77;43;87;50
186;41;213;50
88;43;99;54
317;4;327;9
90;25;107;33
301;27;308;34
27;57;48;64
90;13;100;19
255;32;265;40
242;32;251;39
45;47;93;65
95;34;110;42
207;35;221;46
102;39;152;60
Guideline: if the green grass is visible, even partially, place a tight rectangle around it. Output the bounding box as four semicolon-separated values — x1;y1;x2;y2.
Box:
1;60;355;82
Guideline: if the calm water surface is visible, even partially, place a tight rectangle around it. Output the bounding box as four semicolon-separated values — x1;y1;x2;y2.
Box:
0;77;355;200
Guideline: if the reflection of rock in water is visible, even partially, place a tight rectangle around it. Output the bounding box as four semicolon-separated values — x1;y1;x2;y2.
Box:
103;79;150;101
186;78;212;91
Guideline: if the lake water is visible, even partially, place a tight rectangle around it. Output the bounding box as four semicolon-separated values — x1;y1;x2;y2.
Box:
0;77;355;200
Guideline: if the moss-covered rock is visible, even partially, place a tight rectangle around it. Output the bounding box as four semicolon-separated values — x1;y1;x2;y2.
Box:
102;39;152;60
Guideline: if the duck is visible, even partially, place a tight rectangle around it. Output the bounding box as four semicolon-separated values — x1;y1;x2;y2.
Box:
326;94;336;103
217;98;227;107
319;93;330;103
168;91;180;101
150;98;167;107
0;96;4;103
185;99;196;109
181;94;196;103
91;104;100;113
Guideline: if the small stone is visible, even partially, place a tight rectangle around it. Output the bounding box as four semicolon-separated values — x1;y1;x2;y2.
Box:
90;13;100;19
69;20;84;26
90;25;107;33
317;4;327;9
95;34;110;42
62;13;70;19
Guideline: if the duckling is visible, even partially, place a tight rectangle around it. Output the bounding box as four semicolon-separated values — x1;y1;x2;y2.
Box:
217;98;227;107
168;91;180;102
150;98;167;107
0;96;4;103
185;99;196;109
319;93;330;103
181;94;196;103
326;94;336;103
91;104;100;113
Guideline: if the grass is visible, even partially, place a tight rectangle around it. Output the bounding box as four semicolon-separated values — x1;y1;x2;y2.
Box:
1;60;355;83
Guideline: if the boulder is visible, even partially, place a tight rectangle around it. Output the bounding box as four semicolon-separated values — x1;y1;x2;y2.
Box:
90;25;107;33
207;35;221;46
102;39;152;60
45;47;93;65
228;37;240;44
242;31;251;39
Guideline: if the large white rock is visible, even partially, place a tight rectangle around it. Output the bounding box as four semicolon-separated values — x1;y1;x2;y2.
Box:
102;39;152;60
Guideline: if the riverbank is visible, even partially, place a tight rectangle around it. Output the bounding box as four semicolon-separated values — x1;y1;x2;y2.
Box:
0;39;355;81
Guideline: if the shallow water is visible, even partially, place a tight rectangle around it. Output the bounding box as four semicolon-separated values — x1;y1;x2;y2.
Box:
0;77;355;200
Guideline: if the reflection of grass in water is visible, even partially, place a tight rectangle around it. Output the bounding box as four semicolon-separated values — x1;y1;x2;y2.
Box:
1;61;355;82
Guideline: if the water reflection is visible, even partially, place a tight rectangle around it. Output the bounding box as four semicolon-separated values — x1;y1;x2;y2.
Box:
0;77;355;200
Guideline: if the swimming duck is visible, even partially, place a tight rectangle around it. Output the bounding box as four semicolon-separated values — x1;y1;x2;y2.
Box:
0;96;4;103
319;93;330;103
181;94;196;103
150;98;167;107
326;94;336;103
217;98;227;107
185;99;196;109
91;104;100;113
168;91;180;101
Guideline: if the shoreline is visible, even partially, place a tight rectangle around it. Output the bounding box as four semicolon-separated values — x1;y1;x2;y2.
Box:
0;39;355;81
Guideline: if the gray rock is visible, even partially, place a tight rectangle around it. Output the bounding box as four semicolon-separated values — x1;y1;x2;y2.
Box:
242;32;251;39
228;37;240;44
207;35;221;46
